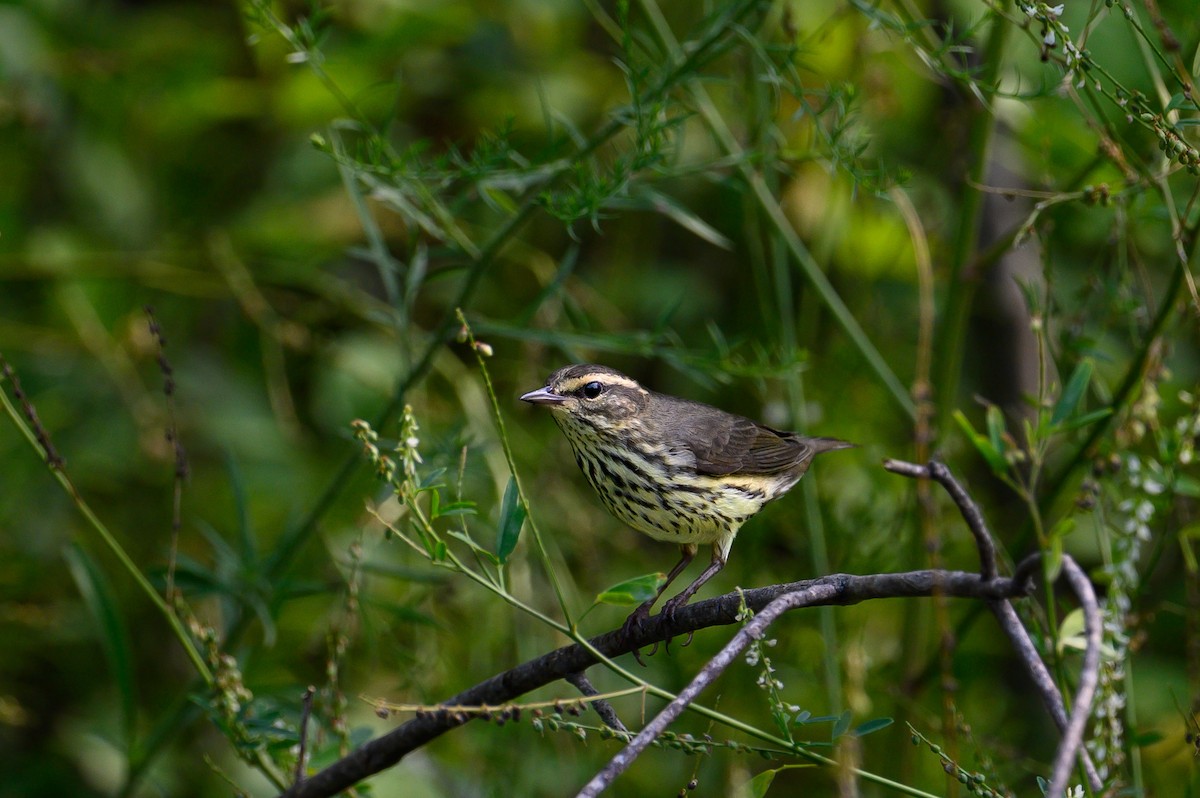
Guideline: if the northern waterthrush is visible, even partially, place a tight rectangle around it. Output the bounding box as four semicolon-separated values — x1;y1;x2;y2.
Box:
521;364;853;630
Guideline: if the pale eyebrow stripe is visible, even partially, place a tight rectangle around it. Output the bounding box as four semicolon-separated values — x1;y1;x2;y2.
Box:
559;375;643;392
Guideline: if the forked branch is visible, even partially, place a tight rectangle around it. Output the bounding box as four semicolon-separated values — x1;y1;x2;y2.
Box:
282;460;1102;798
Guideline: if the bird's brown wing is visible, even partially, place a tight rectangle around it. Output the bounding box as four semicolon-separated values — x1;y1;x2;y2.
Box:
683;415;811;477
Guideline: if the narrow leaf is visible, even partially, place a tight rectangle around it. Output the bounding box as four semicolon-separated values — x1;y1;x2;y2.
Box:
1044;536;1063;583
417;467;448;491
1166;92;1198;112
64;543;136;749
985;404;1006;455
1048;516;1076;541
1130;730;1164;747
436;501;477;517
596;573;667;606
747;768;778;798
851;717;894;737
954;410;1007;473
1056;407;1112;433
1051;359;1093;426
496;477;526;564
628;187;734;250
832;709;853;740
745;764;815;797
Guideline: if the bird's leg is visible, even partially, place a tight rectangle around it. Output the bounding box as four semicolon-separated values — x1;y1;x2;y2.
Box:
621;544;696;650
660;545;728;639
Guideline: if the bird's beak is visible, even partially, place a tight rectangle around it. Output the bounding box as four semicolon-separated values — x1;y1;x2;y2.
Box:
520;387;567;406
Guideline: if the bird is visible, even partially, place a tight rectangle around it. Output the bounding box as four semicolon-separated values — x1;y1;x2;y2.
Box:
520;364;853;635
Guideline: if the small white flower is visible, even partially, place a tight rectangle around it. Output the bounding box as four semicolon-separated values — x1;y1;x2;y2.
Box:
1044;29;1057;47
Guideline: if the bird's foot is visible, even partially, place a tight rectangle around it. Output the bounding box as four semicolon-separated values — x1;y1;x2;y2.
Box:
660;595;695;648
621;603;654;667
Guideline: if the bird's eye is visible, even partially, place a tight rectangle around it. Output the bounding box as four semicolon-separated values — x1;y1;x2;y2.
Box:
582;381;604;399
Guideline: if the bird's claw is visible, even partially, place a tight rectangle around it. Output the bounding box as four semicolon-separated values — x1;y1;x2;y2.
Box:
622;603;654;666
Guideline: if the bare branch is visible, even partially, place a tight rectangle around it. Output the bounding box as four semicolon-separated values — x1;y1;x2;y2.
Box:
576;582;840;797
989;560;1103;791
1047;556;1103;797
884;459;1105;794
279;569;1023;798
566;671;627;733
883;459;998;579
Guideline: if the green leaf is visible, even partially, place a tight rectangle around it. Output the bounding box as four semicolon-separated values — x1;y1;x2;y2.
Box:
1056;407;1112;433
596;573;667;606
1044;535;1063;583
832;709;853;740
496;477;526;564
954;410;1007;473
746;767;778;798
1048;516;1076;541
1173;475;1200;499
436;500;477;517
417;467;447;491
1181;523;1200;572
851;717;894;737
1130;730;1165;747
632;187;734;250
744;765;815;797
64;543;136;749
800;713;841;726
1057;608;1085;656
1051;359;1093;426
985;404;1006;455
1166;92;1199;112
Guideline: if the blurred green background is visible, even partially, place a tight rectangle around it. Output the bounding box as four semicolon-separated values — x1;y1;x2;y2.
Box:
2;0;1198;796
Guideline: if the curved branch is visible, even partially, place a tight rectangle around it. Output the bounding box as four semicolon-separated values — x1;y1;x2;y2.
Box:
886;460;1105;794
280;569;1023;798
989;561;1103;791
1047;556;1103;797
883;458;998;579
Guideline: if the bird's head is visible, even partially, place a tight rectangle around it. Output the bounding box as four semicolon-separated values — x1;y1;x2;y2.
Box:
520;364;649;433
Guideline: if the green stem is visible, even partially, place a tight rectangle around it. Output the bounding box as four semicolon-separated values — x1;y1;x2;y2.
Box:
457;309;575;624
0;384;213;686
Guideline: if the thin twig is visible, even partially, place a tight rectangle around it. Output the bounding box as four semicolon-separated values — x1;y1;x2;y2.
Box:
296;685;316;785
145;307;190;599
0;353;65;470
566;672;628;733
576;583;841;797
883;459;998;580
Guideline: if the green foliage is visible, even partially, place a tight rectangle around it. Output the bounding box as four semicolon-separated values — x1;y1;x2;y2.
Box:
2;0;1199;796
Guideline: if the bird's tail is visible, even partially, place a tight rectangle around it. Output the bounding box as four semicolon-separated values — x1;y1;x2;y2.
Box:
808;436;857;454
